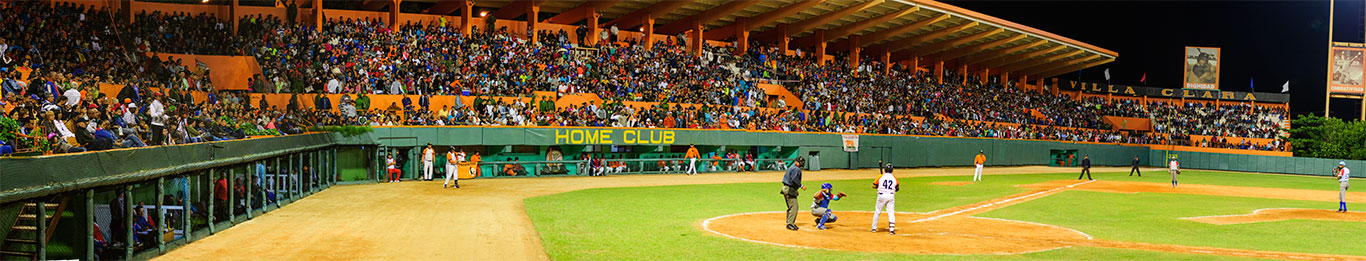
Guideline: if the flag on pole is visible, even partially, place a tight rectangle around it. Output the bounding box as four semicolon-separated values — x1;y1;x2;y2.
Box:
1281;81;1290;93
1140;72;1146;84
1249;76;1254;91
1103;68;1111;81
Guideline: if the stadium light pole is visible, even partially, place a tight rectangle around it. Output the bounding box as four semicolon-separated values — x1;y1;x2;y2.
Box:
1325;0;1334;117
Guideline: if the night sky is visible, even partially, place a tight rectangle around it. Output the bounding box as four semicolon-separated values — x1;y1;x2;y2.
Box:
943;0;1363;118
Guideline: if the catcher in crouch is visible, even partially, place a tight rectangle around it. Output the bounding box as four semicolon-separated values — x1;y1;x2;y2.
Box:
811;183;847;230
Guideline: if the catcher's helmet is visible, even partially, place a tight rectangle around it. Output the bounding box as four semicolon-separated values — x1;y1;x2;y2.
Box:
820;183;833;190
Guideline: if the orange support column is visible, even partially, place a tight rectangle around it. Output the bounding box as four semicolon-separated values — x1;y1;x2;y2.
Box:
734;18;748;55
880;52;890;75
390;0;401;31
1000;71;1010;87
587;7;600;46
777;24;789;55
848;35;860;67
690;21;704;56
460;0;472;36
910;57;919;76
642;14;652;48
313;0;323;27
935;61;944;85
814;29;826;65
231;0;239;36
527;1;539;42
980;68;989;84
960;64;968;85
642;14;654;48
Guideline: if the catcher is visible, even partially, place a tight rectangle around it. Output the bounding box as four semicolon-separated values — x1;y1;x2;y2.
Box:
811;183;846;230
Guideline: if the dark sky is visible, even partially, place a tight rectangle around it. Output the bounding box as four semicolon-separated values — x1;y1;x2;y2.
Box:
942;0;1363;118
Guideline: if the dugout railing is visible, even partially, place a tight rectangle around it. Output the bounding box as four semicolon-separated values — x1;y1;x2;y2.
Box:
0;133;351;260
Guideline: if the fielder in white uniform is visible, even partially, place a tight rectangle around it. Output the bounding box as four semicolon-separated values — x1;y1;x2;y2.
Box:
422;144;435;181
871;164;899;235
443;148;460;188
1168;156;1180;188
1337;161;1351;213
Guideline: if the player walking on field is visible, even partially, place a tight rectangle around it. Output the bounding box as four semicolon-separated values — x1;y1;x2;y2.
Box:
973;150;986;182
871;164;899;235
422;144;435;181
1336;161;1351;213
685;144;701;175
1168;156;1180;188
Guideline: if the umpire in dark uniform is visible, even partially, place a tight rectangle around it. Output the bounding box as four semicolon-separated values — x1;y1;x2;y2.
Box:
781;157;807;231
1077;154;1093;180
1128;156;1141;177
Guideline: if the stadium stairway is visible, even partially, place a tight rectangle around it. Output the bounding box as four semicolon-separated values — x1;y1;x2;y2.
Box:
0;196;71;260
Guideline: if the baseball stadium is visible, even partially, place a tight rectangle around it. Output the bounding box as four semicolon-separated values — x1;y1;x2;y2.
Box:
0;0;1364;260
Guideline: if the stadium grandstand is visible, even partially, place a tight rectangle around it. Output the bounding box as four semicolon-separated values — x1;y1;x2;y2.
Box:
0;0;1304;260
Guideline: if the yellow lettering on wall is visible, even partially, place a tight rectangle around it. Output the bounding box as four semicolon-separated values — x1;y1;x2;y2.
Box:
649;130;663;144
1107;84;1118;93
570;130;584;144
1244;93;1256;100
1182;90;1193;98
1201;91;1214;98
555;130;571;144
601;130;613;144
1162;89;1174;96
623;130;637;143
662;131;675;144
586;130;600;144
1124;86;1136;95
1221;92;1235;99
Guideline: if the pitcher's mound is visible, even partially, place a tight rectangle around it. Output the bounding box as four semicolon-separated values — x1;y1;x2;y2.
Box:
1185;208;1366;224
702;211;1090;255
928;181;974;186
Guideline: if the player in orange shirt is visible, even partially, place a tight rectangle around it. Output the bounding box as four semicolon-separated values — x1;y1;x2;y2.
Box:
973;150;986;182
685;144;701;175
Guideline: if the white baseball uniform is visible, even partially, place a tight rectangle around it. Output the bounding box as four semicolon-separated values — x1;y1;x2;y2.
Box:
444;151;459;187
1340;167;1351;202
872;172;898;231
422;148;435;180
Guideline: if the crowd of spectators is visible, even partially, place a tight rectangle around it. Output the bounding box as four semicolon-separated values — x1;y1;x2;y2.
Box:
1;5;1292;156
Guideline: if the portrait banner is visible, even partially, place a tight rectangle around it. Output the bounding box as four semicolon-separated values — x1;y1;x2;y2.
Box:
1330;46;1366;95
1183;46;1220;90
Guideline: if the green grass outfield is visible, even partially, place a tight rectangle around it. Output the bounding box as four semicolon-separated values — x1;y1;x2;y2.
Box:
524;170;1356;260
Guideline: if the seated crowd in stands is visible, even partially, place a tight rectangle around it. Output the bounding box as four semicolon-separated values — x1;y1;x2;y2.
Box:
0;4;1289;156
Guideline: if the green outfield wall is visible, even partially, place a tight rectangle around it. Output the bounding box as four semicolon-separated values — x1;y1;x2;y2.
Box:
4;126;1359;204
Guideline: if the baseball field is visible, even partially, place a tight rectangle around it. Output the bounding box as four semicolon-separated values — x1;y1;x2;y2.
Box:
154;166;1366;260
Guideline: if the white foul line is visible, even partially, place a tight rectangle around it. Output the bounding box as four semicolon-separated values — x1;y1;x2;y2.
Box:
909;180;1097;223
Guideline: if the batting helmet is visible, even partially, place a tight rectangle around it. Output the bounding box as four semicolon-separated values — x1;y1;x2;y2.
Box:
820;183;832;190
1341;161;1347;166
884;163;894;173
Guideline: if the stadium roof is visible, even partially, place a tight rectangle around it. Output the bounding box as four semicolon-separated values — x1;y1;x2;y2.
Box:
403;0;1117;80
